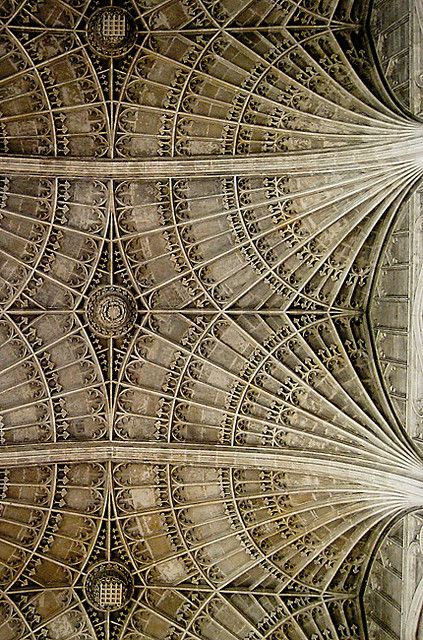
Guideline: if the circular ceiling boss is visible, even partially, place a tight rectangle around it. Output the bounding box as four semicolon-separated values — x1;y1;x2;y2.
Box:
84;562;133;612
87;7;137;58
86;285;137;338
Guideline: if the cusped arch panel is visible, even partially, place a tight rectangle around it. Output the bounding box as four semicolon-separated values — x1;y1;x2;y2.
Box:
0;316;54;445
0;589;99;640
135;0;350;32
0;176;108;311
369;188;422;437
363;511;423;640
0;313;108;444
13;0;88;30
114;311;412;466
0;594;38;640
0;31;55;156
0;462;106;594
0;465;54;591
114;164;421;311
369;0;421;116
115;19;413;158
0;25;109;157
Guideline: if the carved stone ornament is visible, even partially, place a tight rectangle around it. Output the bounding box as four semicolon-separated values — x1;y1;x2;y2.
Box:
87;7;136;58
86;285;137;337
1;1;423;640
84;561;133;612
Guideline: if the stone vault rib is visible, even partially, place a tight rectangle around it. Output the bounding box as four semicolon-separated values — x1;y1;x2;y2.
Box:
0;442;422;504
0;1;422;639
0;133;422;178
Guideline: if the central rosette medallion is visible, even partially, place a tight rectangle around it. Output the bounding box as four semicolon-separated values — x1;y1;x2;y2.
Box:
86;285;137;338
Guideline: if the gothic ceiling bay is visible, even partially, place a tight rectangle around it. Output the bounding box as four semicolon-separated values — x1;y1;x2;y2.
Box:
0;2;422;640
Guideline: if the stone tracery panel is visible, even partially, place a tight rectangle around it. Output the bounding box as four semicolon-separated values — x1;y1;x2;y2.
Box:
114;168;419;311
0;313;108;444
115;312;404;461
0;176;108;311
0;1;421;640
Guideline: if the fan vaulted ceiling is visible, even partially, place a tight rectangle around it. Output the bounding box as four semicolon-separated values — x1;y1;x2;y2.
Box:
0;1;422;639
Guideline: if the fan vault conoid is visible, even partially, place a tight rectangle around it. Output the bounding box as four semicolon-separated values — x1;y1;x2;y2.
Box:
0;1;422;639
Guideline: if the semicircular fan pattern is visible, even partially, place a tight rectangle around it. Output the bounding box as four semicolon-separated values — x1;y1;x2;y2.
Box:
123;590;364;640
114;163;422;310
116;2;413;158
0;462;106;638
0;176;109;310
113;461;405;592
0;311;108;445
114;312;409;463
112;459;407;640
0;1;421;640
